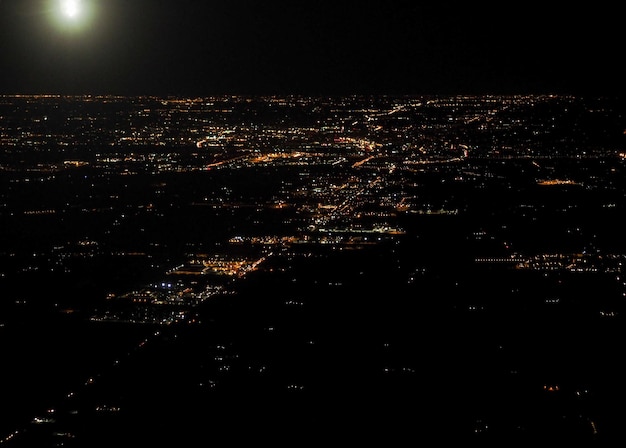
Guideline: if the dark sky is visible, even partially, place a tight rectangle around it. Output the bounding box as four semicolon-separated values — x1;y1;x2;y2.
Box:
0;0;624;96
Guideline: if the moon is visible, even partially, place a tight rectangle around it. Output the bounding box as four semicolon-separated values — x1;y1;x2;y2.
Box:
53;0;93;31
60;0;81;19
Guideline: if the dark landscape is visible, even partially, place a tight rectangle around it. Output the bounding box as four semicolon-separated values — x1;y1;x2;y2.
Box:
1;94;625;445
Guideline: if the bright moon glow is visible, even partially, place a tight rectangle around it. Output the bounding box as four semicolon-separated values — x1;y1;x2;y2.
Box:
54;0;92;30
61;0;81;18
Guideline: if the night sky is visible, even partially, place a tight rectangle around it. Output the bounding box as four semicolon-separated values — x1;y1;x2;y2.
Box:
0;0;624;96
